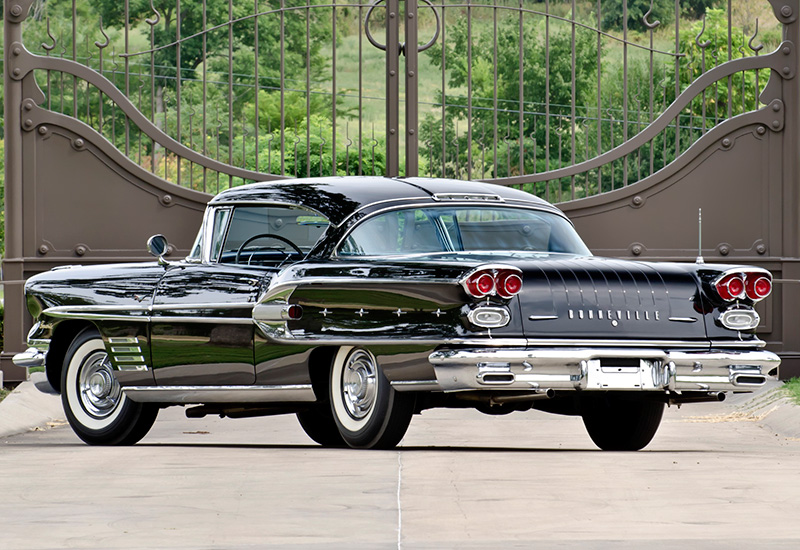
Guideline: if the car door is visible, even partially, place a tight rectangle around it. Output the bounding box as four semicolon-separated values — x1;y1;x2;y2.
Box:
150;263;270;385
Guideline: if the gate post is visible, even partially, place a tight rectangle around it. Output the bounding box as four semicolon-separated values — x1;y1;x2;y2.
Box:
1;0;33;382
385;0;400;176
777;0;800;378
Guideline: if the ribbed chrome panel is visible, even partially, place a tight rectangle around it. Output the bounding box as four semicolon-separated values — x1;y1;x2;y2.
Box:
518;258;704;340
107;337;150;372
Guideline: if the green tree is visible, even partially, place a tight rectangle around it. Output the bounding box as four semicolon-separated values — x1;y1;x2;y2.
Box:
600;0;676;33
421;16;598;180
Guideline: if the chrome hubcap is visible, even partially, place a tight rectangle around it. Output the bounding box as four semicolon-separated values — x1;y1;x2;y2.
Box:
342;350;377;420
79;351;121;418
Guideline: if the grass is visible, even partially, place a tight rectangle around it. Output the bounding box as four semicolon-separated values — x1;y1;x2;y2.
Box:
0;387;10;404
784;378;800;406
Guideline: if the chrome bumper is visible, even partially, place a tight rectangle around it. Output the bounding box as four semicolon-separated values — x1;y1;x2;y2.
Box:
428;347;780;392
12;347;47;368
13;337;50;369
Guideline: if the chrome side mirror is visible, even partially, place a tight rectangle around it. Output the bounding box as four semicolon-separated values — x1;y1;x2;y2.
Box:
147;234;169;265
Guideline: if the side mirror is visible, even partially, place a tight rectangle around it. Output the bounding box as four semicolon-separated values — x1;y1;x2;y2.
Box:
147;234;169;264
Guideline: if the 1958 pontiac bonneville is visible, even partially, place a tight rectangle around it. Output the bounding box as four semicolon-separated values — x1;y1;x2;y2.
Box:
15;177;780;450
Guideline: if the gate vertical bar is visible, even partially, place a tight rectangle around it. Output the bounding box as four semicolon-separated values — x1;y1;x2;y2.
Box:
386;0;400;176
405;0;419;177
467;0;473;181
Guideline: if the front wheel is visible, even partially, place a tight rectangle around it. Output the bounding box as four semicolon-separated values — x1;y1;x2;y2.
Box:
581;395;664;451
329;347;414;449
61;328;158;445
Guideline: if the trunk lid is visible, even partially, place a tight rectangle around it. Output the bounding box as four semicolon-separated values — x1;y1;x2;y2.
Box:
514;257;707;342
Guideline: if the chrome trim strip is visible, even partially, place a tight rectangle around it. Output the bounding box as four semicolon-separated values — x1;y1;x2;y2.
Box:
152;316;253;325
111;347;142;353
668;317;698;323
123;384;316;403
528;315;558;321
266;276;460;293
46;305;150;314
151;302;254;311
710;339;767;349
108;337;140;344
48;312;152;322
117;365;149;372
432;193;504;202
26;338;51;351
115;355;146;363
390;380;441;391
256;332;729;349
525;338;712;349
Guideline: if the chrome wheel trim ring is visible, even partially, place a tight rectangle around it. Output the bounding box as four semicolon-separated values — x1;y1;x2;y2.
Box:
341;349;378;420
78;350;122;418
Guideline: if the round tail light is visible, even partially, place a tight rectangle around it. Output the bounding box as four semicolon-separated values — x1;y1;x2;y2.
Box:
465;272;495;298
746;274;772;300
496;271;523;298
716;274;745;301
461;266;523;299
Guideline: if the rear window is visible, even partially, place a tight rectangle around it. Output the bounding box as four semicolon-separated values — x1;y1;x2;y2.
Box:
338;206;590;257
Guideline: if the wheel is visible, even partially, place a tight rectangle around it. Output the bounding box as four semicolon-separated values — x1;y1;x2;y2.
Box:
329;347;414;449
61;328;158;445
296;407;346;447
581;395;664;451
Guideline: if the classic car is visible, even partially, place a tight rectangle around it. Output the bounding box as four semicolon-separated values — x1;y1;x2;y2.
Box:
15;176;779;450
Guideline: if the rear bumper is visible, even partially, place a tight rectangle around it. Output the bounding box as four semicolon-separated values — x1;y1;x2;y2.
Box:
428;347;780;392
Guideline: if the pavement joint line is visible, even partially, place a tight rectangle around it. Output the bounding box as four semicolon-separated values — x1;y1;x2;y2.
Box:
396;451;403;550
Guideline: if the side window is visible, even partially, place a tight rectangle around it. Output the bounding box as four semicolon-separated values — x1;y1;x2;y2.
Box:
210;208;232;262
339;209;446;256
218;206;329;266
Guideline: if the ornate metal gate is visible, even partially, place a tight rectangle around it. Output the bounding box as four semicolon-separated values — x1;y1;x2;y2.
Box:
4;0;800;381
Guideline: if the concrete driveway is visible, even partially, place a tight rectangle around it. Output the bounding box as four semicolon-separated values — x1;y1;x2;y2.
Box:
1;398;799;549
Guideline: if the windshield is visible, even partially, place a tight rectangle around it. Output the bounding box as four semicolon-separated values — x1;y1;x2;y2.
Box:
338;206;590;257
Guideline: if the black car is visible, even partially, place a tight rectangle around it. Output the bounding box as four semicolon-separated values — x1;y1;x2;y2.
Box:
15;177;779;450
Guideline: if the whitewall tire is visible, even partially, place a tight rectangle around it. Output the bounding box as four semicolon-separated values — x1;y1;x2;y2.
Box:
329;346;414;449
61;329;157;445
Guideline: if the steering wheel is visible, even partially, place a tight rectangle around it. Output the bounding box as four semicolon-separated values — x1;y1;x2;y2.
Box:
235;233;304;265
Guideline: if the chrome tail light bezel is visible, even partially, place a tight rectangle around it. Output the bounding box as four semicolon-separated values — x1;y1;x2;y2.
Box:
460;265;523;300
712;268;773;303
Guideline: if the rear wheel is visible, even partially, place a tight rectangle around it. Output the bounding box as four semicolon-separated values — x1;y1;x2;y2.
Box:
61;328;158;445
581;395;664;451
296;407;346;447
329;347;414;449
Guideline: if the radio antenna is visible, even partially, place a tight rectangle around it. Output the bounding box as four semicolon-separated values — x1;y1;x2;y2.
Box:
696;208;704;264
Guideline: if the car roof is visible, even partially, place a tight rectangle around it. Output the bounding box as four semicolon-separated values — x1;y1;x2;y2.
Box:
209;176;558;226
